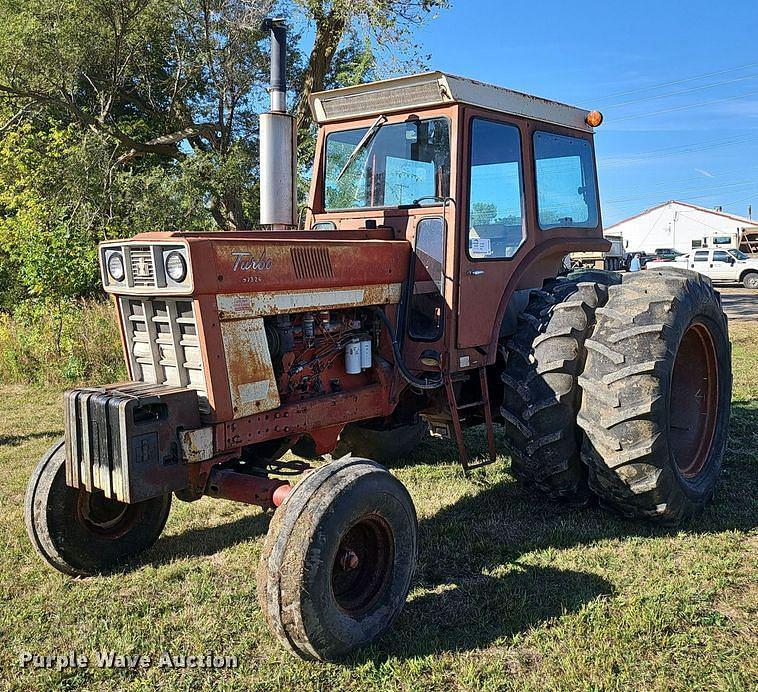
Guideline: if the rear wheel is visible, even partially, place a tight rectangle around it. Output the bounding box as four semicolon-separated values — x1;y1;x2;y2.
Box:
25;440;172;576
577;268;731;524
257;457;417;660
500;272;619;504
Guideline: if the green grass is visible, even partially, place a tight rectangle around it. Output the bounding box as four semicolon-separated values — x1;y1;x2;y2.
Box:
1;323;756;691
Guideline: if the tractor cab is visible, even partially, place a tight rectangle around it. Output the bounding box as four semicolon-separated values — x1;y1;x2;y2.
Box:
305;73;608;372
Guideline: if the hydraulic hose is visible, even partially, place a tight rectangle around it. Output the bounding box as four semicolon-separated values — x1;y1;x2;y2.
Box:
372;307;443;390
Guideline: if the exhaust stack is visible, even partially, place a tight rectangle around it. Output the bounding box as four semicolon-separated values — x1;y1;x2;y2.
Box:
259;18;297;228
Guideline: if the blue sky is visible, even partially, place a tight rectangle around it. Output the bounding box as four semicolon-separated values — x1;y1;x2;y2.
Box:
407;0;758;225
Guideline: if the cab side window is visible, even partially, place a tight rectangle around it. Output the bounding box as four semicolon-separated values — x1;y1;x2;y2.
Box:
409;217;446;341
534;131;599;229
467;119;524;260
693;250;709;262
713;250;732;263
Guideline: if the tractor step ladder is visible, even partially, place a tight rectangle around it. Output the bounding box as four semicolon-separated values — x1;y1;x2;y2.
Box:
443;367;497;472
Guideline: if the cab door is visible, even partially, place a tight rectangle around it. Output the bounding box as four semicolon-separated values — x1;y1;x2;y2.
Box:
689;249;712;278
457;114;527;348
710;250;735;280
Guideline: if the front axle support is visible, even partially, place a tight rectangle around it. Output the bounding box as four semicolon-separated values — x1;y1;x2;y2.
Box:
205;468;292;509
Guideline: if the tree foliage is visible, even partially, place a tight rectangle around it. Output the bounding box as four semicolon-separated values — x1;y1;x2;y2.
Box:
0;0;448;307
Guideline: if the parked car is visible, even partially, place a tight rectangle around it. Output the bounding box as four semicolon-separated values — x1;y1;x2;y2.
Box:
652;247;686;262
669;248;758;288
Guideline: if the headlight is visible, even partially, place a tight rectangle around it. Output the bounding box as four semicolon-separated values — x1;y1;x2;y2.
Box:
107;252;125;282
165;251;187;282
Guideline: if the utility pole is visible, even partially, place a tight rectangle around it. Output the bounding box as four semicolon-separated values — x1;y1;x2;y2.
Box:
672;210;678;249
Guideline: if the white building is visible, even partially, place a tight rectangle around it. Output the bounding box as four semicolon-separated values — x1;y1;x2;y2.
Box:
606;200;757;254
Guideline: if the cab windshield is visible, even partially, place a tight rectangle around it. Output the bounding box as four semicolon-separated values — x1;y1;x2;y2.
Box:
729;249;749;260
324;117;451;210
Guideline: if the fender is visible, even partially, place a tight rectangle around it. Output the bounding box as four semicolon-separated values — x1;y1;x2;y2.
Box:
485;236;610;363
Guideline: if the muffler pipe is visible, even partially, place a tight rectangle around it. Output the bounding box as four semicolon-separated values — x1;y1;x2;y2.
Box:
260;17;297;228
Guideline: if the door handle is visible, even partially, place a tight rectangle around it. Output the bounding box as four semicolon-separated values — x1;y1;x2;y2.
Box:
467;269;485;276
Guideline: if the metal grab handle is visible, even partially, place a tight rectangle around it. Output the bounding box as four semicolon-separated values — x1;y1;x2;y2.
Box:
467;269;485;276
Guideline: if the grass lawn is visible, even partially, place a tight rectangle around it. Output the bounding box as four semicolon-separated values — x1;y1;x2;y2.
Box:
1;322;756;691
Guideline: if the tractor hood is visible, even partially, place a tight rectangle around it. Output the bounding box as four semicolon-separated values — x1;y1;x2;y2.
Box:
99;229;411;297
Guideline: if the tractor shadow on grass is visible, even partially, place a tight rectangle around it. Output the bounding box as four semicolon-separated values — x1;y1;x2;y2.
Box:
140;511;271;567
357;403;757;660
355;472;617;660
0;429;64;448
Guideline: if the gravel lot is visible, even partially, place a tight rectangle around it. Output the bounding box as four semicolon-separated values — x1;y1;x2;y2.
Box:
717;285;758;320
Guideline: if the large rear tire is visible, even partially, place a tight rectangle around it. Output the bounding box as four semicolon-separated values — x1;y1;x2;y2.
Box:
500;272;619;504
25;440;172;576
257;457;417;660
577;269;731;524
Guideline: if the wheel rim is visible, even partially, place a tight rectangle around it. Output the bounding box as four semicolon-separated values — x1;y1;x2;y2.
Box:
669;321;719;478
76;490;139;538
331;514;394;616
747;275;758;288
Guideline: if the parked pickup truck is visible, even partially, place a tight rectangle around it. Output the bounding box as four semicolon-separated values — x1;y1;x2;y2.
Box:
671;248;758;289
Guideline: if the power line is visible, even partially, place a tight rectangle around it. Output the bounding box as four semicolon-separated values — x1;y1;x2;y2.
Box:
593;60;758;102
606;180;758;205
599;133;758;167
604;73;758;109
600;167;758;196
612;88;758;122
706;191;758;212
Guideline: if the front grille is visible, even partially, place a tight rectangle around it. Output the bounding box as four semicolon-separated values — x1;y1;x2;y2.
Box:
120;297;210;413
291;247;334;279
129;247;156;288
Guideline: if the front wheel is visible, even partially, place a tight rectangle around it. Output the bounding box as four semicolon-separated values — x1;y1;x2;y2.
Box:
25;440;172;576
257;457;417;660
743;272;758;289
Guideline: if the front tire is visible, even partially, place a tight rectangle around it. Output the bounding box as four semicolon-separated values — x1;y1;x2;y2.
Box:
577;269;731;524
257;457;417;660
25;440;172;576
742;272;758;289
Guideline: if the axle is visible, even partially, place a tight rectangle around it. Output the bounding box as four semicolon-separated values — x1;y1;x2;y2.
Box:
204;467;292;509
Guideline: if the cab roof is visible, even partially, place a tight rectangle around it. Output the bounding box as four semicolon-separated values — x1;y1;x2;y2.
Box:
309;71;595;133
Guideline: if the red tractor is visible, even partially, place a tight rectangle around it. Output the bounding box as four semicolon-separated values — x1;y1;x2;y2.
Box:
26;19;731;661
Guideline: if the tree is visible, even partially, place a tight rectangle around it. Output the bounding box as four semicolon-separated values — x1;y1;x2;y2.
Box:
292;1;449;140
471;202;498;226
0;1;448;226
0;0;449;305
0;0;283;230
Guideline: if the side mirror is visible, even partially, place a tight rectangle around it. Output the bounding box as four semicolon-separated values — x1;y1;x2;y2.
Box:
729;257;736;265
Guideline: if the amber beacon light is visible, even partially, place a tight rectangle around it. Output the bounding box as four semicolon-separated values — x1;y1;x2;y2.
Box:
586;110;604;127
